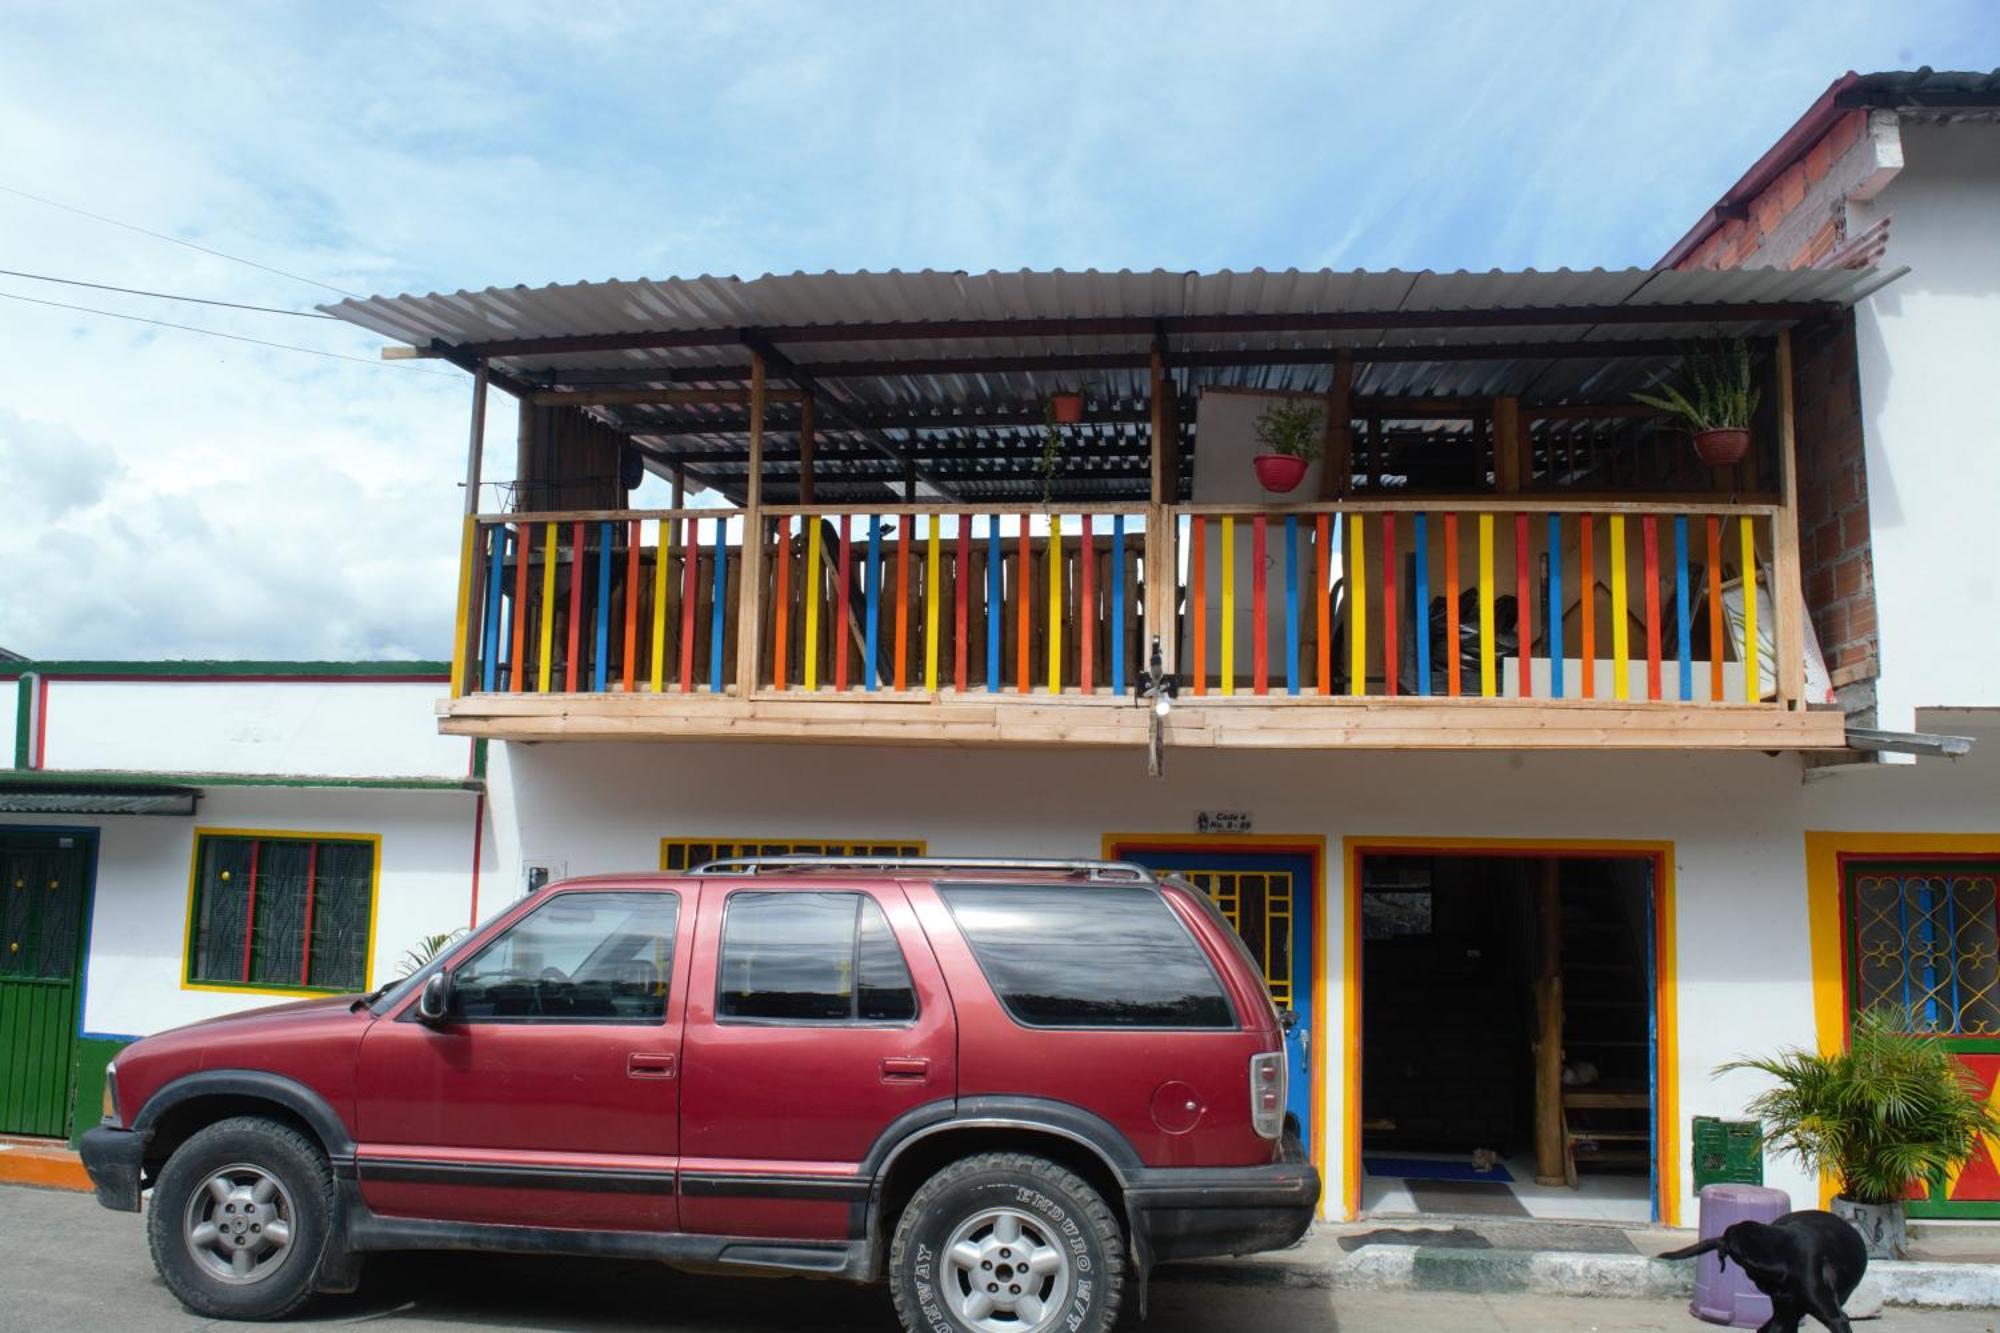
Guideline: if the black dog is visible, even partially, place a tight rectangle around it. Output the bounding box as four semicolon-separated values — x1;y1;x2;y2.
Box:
1659;1209;1868;1333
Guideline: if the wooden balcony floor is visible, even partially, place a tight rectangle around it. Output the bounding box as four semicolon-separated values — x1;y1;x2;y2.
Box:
441;691;1846;751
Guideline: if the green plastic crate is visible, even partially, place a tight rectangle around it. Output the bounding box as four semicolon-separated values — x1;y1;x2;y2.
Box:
1692;1116;1764;1190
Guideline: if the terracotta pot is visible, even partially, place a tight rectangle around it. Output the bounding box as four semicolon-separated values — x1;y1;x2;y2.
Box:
1253;454;1310;493
1049;392;1085;424
1831;1194;1908;1260
1694;427;1751;467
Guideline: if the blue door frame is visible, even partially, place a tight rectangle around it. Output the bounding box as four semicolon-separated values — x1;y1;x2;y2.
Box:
1120;847;1316;1149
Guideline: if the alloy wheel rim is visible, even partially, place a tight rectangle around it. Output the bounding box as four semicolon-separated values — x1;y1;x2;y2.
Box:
940;1206;1072;1333
182;1162;297;1285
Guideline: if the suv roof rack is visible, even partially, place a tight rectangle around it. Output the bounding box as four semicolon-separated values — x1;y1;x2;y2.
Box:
688;855;1157;884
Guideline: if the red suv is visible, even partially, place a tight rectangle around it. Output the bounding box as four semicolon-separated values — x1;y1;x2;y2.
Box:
82;857;1318;1332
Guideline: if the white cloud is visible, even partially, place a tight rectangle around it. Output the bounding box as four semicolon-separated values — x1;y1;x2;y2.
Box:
1;0;1994;658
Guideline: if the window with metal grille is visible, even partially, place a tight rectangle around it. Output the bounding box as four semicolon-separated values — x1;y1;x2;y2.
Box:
186;832;376;993
659;837;924;871
1847;861;2000;1036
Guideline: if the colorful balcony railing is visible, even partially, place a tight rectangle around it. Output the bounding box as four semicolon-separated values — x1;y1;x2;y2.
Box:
453;509;743;698
1178;501;1782;702
756;505;1149;696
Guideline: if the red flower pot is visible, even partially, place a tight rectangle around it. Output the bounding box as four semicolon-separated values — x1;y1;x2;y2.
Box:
1694;427;1751;467
1253;454;1310;493
1049;392;1085;424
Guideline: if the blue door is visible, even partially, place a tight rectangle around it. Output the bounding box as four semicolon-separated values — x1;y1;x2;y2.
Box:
1120;848;1315;1149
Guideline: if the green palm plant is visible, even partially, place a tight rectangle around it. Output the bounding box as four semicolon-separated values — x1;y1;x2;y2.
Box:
1632;340;1760;431
1722;1007;2000;1205
395;929;466;979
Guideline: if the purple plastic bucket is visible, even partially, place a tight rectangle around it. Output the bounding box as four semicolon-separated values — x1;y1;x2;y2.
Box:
1689;1184;1792;1327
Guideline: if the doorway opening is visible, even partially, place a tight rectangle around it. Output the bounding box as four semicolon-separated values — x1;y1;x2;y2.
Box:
1356;848;1660;1223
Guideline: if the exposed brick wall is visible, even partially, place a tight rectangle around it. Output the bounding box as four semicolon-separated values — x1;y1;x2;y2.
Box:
1791;310;1879;685
1678;111;1868;271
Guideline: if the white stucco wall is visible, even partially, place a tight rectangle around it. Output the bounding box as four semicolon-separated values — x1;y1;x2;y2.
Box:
479;718;2000;1226
1850;120;2000;728
37;678;470;779
1;784;489;1039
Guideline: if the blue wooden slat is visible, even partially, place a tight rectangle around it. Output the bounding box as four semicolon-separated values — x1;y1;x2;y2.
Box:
864;515;883;692
1284;515;1300;695
1545;513;1562;699
1111;516;1127;693
708;518;727;691
987;514;1002;691
1919;880;1939;1030
593;520;613;692
1413;513;1432;696
481;526;506;692
1675;515;1693;702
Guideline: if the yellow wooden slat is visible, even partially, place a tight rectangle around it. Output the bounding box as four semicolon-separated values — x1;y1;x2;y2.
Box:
804;520;823;692
1611;514;1630;701
649;516;672;693
1220;516;1237;696
1478;513;1495;698
536;521;559;693
925;515;941;692
1740;515;1760;702
450;516;477;697
1048;514;1062;694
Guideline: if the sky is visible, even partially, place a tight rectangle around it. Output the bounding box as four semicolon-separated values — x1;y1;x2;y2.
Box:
2;0;1995;661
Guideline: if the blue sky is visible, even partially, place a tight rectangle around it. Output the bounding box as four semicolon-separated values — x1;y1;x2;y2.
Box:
2;1;1995;658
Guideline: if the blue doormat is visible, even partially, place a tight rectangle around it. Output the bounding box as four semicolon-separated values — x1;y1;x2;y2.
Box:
1364;1156;1515;1183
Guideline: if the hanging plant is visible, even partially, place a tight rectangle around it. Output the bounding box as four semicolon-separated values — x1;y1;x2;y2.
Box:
1632;340;1760;467
1251;399;1324;494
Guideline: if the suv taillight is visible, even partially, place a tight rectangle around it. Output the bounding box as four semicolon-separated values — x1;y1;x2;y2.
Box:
1249;1051;1285;1140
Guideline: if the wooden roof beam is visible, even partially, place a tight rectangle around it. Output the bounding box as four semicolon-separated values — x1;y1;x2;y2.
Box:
740;334;958;500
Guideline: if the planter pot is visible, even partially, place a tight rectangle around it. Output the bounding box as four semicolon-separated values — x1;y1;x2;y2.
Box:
1253;453;1310;494
1049;392;1085;424
1831;1194;1908;1260
1694;427;1752;467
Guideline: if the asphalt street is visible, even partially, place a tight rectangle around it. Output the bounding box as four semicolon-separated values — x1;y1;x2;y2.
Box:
7;1185;1998;1332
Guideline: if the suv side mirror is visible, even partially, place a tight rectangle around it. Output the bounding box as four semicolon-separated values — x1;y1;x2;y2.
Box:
416;972;453;1026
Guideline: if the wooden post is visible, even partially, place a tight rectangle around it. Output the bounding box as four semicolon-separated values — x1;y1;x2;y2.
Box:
798;395;816;506
1320;350;1353;499
452;362;491;697
1145;348;1179;673
1493;396;1525;493
1773;330;1806;708
734;353;767;696
1534;859;1566;1186
465;361;489;516
671;464;687;511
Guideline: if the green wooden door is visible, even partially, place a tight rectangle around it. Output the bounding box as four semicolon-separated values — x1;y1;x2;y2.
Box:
0;832;92;1138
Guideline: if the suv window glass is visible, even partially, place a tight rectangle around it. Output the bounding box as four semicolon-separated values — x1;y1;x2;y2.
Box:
451;891;678;1023
941;884;1234;1029
719;891;917;1024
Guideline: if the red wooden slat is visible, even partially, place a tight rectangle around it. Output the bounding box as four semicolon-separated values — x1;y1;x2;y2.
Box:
1079;515;1095;693
1444;514;1461;697
772;519;790;691
1017;516;1030;693
954;519;970;692
1252;515;1269;695
622;519;640;693
1643;513;1663;700
240;839;261;984
1516;512;1532;699
1315;514;1331;695
510;523;530;693
1707;516;1725;701
895;517;911;690
565;521;586;693
678;517;698;693
835;514;852;692
1382;513;1399;697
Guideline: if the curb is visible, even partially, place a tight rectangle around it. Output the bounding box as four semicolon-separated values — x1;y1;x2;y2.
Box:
1162;1245;2000;1310
0;1138;92;1194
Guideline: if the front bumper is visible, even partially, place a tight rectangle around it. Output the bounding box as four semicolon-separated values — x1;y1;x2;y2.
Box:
1125;1132;1320;1264
79;1125;149;1212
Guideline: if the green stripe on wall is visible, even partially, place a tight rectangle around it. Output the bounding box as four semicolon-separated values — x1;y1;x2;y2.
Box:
0;661;449;679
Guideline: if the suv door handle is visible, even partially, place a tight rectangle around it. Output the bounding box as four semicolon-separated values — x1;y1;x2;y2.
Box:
628;1052;676;1080
880;1057;930;1083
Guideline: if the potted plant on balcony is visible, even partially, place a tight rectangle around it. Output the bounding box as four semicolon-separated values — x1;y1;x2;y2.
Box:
1047;388;1086;424
1722;1007;2000;1259
1251;399;1324;494
1632;340;1760;467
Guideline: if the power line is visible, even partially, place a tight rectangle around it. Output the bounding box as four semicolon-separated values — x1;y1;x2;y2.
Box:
0;289;455;377
0;267;338;318
0;182;363;300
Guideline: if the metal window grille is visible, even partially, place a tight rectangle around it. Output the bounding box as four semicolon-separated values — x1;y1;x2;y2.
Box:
1849;864;2000;1036
188;834;374;992
1173;868;1295;1009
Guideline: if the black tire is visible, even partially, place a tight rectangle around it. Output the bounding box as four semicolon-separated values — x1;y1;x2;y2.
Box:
144;1116;336;1321
889;1152;1125;1333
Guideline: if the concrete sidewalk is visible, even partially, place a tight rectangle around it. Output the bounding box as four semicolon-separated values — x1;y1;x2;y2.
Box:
1170;1217;2000;1311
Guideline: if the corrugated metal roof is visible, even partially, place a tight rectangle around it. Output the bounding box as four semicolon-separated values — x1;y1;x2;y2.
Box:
324;266;1893;504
